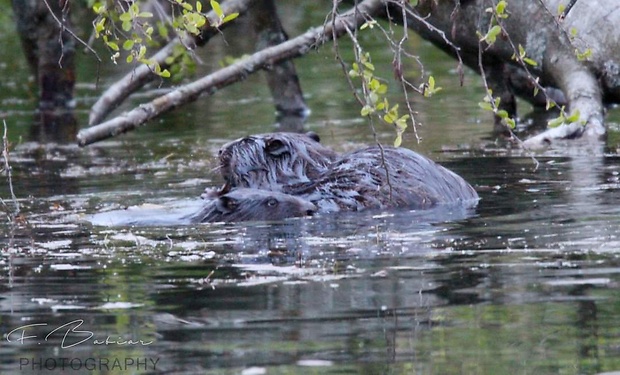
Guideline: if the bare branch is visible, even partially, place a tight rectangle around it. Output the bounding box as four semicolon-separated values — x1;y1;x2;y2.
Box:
78;0;385;146
42;0;102;64
88;0;255;125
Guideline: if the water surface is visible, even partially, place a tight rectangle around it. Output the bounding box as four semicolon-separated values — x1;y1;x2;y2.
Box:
2;2;620;374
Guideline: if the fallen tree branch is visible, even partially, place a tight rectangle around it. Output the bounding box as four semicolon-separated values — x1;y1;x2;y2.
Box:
88;0;255;125
77;0;385;146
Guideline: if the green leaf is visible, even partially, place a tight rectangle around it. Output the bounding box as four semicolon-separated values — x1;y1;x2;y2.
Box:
396;115;409;129
557;4;566;15
566;109;581;123
576;48;592;61
369;78;380;91
523;57;538;66
496;109;509;119
196;1;202;13
92;2;105;14
548;117;564;128
106;41;119;51
478;102;494;111
496;1;507;15
126;54;134;63
119;12;132;22
158;23;169;39
361;20;377;30
483;25;502;44
159;69;171;78
361;105;373;116
223;13;239;23
211;0;223;18
122;39;135;50
393;134;402;147
138;12;153;18
362;61;375;71
384;112;396;124
368;92;379;105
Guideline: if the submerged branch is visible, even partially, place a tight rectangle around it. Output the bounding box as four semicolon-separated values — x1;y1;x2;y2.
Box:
78;0;385;146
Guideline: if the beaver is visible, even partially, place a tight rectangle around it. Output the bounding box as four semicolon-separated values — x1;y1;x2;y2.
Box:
188;187;317;223
285;146;479;212
217;133;478;212
217;132;338;191
89;188;317;226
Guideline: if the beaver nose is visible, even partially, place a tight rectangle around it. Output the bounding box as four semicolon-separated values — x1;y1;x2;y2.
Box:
304;202;318;216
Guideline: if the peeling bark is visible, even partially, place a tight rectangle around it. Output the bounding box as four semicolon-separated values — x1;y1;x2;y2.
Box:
77;0;385;146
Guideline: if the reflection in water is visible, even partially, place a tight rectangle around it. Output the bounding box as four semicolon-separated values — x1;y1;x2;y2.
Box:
4;149;620;373
29;109;78;144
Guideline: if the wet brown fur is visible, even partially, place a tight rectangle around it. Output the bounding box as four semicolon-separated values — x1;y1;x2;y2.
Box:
217;133;478;213
218;132;338;191
188;188;317;222
285;146;479;212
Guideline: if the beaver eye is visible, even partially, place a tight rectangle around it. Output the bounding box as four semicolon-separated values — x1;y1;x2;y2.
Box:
266;198;278;207
265;139;288;157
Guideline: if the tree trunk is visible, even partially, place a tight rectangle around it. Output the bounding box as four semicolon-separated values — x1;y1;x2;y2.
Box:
12;0;77;142
387;0;619;147
252;0;310;132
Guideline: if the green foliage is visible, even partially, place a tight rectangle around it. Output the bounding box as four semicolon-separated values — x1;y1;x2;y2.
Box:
348;52;412;147
548;107;582;128
565;27;592;61
575;48;592;61
478;90;516;129
422;76;442;97
360;20;378;30
91;0;238;78
480;25;502;45
513;44;537;67
480;1;508;45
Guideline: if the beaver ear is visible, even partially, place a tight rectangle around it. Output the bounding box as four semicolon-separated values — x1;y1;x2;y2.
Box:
265;139;288;156
305;131;321;143
216;196;239;213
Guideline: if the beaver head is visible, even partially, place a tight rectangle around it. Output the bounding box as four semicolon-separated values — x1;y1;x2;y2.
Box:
190;188;317;223
218;132;338;191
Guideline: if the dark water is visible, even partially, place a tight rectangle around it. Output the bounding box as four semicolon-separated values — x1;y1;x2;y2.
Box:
3;2;620;374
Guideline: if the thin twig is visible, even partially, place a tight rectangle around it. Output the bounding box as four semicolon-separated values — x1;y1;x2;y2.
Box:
2;120;20;216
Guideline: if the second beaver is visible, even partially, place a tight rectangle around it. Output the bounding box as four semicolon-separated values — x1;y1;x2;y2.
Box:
217;133;478;212
189;187;317;222
89;188;317;226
